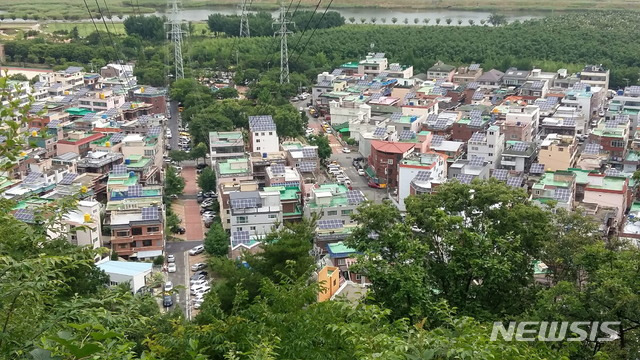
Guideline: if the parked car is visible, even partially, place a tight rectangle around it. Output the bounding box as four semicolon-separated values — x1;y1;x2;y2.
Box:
202;211;216;217
196;163;208;169
193;298;205;309
201;199;215;208
188;245;205;256
163;295;173;307
167;263;177;273
174;227;186;235
202;215;216;223
190;284;209;295
167;254;175;263
342;148;351;153
358;169;366;176
368;181;381;189
204;191;217;198
173;165;182;172
190;273;207;283
190;279;208;289
336;175;348;183
163;281;174;292
329;169;343;176
191;263;207;271
192;286;211;298
197;192;204;203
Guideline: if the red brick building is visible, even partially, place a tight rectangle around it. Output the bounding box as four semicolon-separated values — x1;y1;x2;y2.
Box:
129;86;167;115
368;140;415;187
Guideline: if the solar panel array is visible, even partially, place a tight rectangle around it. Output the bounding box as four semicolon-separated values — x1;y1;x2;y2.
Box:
605;120;618;128
434;118;449;129
47;120;61;128
466;81;479;90
302;148;317;158
28;127;41;134
432;87;447;96
404;92;416;101
583;143;601;154
431;135;445;146
356;80;369;88
271;164;285;174
469;109;482;119
317;219;343;229
232;231;252;245
318;80;331;87
547;96;558;104
614;114;630;123
389;64;402;71
112;164;127;174
231;198;258;209
249;115;277;131
60;95;74;103
128;185;143;197
554;188;571;202
59;173;77;185
390;112;402;121
472;90;484;100
507;176;523;187
29;103;45;114
141;207;159;220
531;81;544;89
413;171;432;182
399;130;415;140
627;85;640;95
427;113;438;123
469;117;483;127
104;108;119;117
14;209;34;222
81;113;95;121
435;79;445;86
468;156;485;167
373;127;386;137
538;102;555;111
530;163;545;174
492;169;508;181
148;126;162;137
605;168;621;176
563;119;576;127
370;93;382;101
456;173;474;184
23;172;42;184
378;72;389;78
469;63;481;71
572;83;587;91
470;132;485;142
331;69;343;76
299;161;316;172
346;190;365;205
511;142;529;152
370;82;382;90
374;52;386;58
110;132;125;144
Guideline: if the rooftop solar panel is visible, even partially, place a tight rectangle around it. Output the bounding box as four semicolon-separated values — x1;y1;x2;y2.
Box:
374;52;386;58
470;132;485;142
231;198;258;209
370;93;382;101
530;163;545;174
469;118;483;127
128;185;142;197
470;109;482;119
390;113;402;121
605;121;618;128
378;72;389;78
389;64;402;71
299;161;316;172
148;126;162;137
232;231;252;245
346;190;365;205
472;90;484;100
563;119;576;127
356;80;369;88
538;102;554;111
547;96;558;104
554;188;571;202
605;168;621;176
14;209;35;222
29;103;45;114
331;69;343;76
271;164;285;174
318;80;331;87
373;127;386;137
531;81;544;89
399;130;415;140
492;169;508;181
507;176;523;187
468;156;485;167
435;79;445;86
302;148;317;158
434;118;449;129
583;143;601;155
466;81;479;90
317;219;343;229
23;171;43;184
413;171;432;182
511;142;529;152
370;82;382;90
431;135;445;146
109;132;125;144
469;63;480;71
112;164;127;174
47;120;62;128
249;115;277;132
455;173;474;184
59;173;77;185
427;113;439;123
141;206;159;220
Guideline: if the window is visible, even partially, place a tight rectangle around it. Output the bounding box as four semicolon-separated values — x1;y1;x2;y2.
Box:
268;214;277;219
237;227;243;231
387;159;393;165
612;140;625;147
144;149;154;156
256;139;260;143
471;147;478;151
226;219;230;224
327;210;338;216
256;147;260;151
356;274;362;281
269;132;273;135
333;279;337;286
110;281;119;286
116;231;129;237
337;258;346;265
341;209;353;216
489;131;494;135
147;227;160;233
488;144;494;148
511;135;518;139
261;132;265;136
237;216;248;224
118;243;127;249
488;153;493;157
558;147;564;152
132;228;142;236
143;240;152;247
250;226;256;231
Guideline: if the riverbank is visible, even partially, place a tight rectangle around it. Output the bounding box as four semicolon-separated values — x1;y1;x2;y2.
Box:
0;0;638;21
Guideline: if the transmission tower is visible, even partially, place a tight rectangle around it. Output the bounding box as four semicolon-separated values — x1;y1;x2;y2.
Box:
166;0;185;79
239;0;251;37
273;3;293;84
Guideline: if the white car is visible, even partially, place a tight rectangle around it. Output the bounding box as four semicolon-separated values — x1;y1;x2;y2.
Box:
358;169;366;176
328;168;342;176
192;286;211;297
163;281;173;292
342;148;351;153
167;254;175;263
189;245;205;256
190;279;208;289
336;175;349;183
193;298;205;309
167;263;177;273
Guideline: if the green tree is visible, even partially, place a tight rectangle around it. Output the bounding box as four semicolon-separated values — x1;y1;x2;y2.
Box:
414;18;419;24
197;167;216;193
164;166;185;197
446;18;452;25
168;150;190;164
307;134;331;161
488;13;507;26
391;17;398;24
359;18;366;24
349;16;355;24
468;19;475;25
215;87;238;99
204;223;229;257
435;18;441;25
123;15;165;41
70;26;79;40
403;18;409;24
190;142;208;164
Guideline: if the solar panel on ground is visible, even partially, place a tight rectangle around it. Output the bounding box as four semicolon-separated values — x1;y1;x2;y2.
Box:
317;219;344;229
530;163;545;174
414;171;432;182
112;164;127;174
346;190;365;205
469;63;480;71
470;132;485;142
511;142;529;152
373;127;386;137
23;172;42;184
59;173;77;185
271;164;285;174
507;176;523;187
299;162;316;172
431;135;445;146
128;185;143;197
390;113;402;121
110;132;125;143
468;156;485;167
554;188;571;202
456;174;474;184
14;209;34;222
399;130;415;140
141;207;159;220
583;143;601;154
492;169;508;181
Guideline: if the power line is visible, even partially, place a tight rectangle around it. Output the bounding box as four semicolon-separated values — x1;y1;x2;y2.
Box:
292;0;333;65
288;0;321;58
100;0;135;88
289;0;303;20
82;0;109;56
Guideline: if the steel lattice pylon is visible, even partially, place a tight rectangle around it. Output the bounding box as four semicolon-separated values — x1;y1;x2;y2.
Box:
166;0;185;79
239;0;251;37
273;3;293;84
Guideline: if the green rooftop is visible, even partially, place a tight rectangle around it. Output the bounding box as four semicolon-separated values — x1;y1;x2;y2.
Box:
341;62;359;68
264;186;300;201
108;174;138;186
327;241;357;254
65;107;94;116
626;151;640;162
125;155;150;168
218;157;251;176
591;125;626;138
457;117;489;126
532;171;574;190
307;184;351;208
281;142;304;150
13;198;54;210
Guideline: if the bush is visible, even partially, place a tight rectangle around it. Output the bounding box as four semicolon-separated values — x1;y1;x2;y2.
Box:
153;255;165;266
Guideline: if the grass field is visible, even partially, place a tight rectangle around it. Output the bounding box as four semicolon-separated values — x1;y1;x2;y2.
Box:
1;0;640;19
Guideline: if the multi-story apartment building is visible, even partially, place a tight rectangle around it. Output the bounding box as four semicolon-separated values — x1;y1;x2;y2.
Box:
466;125;504;169
129;86;166;115
368;140;416;187
500;141;538;173
39;66;84;95
76;150;123;174
120;130;164;169
579;65;610;90
357;52;388;76
228;190;282;236
589;116;630;164
57;131;105;157
248;115;279;153
538;134;578;171
397;152;447;210
78;89;125;112
209;131;245;162
503;105;540;142
109;201;164;260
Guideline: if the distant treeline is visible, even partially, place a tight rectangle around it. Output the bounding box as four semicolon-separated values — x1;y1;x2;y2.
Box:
207;10;345;37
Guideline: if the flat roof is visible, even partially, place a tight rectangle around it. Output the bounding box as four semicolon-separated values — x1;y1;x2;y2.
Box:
97;260;152;277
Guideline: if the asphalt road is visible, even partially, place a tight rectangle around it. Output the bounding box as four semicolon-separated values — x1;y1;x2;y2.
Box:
168;100;180;150
166;240;203;318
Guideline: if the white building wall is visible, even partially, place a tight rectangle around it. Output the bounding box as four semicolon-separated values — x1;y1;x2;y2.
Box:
397;163;446;211
467;128;504;169
251;130;279;153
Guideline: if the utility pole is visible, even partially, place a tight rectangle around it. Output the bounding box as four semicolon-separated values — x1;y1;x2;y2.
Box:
239;0;251;38
166;0;185;80
273;3;293;84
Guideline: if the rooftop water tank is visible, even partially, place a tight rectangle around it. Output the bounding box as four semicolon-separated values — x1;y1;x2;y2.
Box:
83;213;91;223
129;171;135;177
617;89;624;96
262;153;267;158
586;86;591;92
125;158;131;164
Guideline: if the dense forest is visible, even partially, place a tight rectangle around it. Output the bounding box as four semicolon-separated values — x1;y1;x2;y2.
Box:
3;12;640;89
206;10;345;37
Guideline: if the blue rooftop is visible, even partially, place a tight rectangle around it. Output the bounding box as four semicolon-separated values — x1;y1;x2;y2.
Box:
97;260;152;277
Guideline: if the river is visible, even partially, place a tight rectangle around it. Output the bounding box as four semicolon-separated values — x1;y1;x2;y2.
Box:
154;7;550;24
